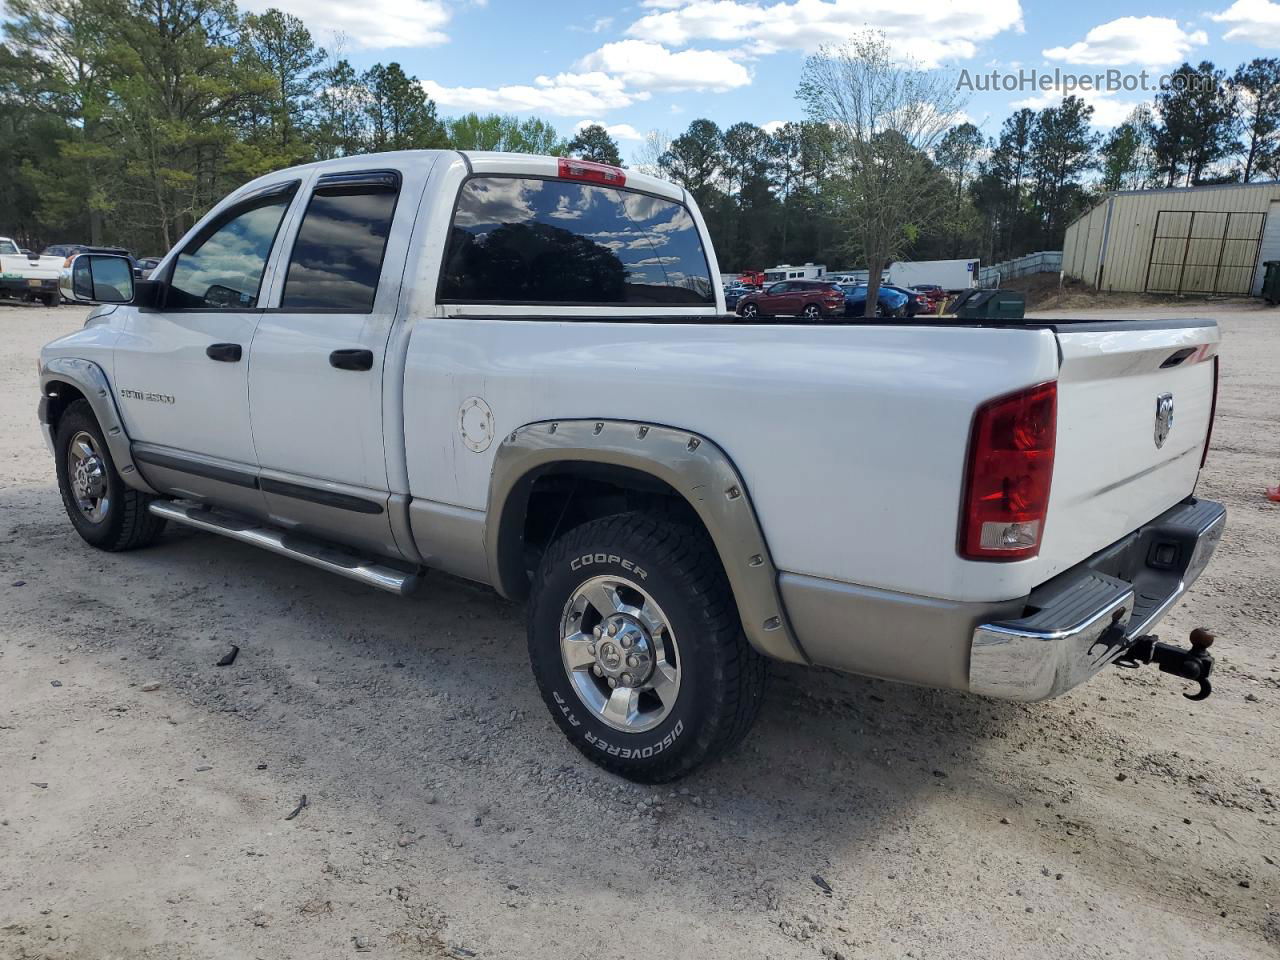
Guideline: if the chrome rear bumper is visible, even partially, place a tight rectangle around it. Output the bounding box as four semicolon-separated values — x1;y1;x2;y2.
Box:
969;498;1226;701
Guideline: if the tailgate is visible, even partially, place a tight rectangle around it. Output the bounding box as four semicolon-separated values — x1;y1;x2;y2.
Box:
1038;320;1219;580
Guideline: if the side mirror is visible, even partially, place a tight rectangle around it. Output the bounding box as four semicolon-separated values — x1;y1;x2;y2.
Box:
61;253;135;305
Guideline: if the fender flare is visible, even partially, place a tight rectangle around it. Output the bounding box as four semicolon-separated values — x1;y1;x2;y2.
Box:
485;418;807;666
40;357;157;495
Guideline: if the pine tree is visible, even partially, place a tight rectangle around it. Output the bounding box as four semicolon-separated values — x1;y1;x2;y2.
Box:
566;124;621;165
1231;58;1280;182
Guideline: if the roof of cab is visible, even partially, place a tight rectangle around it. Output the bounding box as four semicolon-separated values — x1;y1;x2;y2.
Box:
460;151;684;201
230;149;685;204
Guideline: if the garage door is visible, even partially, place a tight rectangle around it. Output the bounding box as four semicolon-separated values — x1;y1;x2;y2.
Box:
1144;209;1265;295
1251;200;1280;296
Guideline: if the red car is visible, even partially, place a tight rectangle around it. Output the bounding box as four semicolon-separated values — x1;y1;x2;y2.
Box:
735;279;845;319
911;284;947;313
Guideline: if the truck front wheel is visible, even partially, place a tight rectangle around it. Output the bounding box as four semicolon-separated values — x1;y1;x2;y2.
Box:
527;512;766;782
54;399;166;551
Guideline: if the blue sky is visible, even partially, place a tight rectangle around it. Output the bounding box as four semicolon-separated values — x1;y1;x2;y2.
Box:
241;0;1280;160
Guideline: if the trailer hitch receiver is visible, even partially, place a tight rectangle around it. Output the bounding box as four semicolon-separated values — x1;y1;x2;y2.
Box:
1115;627;1216;701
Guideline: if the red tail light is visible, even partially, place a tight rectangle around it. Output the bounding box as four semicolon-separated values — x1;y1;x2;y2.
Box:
558;157;626;187
1200;355;1219;469
960;381;1057;561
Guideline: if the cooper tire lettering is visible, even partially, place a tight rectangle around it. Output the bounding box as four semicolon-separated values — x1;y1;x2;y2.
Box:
569;553;647;580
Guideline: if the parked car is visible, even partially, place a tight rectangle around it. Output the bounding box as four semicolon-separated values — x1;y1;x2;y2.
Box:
0;236;63;305
42;243;140;277
735;279;845;319
723;283;760;310
135;256;163;277
881;283;927;317
912;283;948;313
838;282;909;318
39;150;1226;782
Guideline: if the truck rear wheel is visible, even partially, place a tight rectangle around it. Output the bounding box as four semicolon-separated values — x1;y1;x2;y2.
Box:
54;399;166;551
527;512;766;782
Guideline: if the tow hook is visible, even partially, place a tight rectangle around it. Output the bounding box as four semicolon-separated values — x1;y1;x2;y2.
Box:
1115;627;1216;701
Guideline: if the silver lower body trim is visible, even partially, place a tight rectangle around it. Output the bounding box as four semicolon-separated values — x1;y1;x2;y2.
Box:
778;573;1022;691
408;499;490;585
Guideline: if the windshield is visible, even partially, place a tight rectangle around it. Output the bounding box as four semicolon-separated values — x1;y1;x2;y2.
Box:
0;239;19;255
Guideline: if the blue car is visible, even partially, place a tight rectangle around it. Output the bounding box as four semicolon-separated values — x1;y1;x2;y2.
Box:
837;282;909;319
723;285;756;310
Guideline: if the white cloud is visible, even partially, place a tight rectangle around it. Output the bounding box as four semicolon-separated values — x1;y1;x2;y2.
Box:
574;119;647;141
623;0;1024;68
240;0;450;49
761;119;786;134
1042;16;1207;66
1211;0;1280;46
421;40;746;117
422;72;642;115
578;40;750;91
1012;88;1144;127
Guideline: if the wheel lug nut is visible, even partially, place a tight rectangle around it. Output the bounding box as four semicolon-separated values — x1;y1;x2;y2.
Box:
620;673;632;686
607;677;617;688
592;665;603;677
626;655;637;668
608;623;618;637
588;644;596;655
620;636;632;648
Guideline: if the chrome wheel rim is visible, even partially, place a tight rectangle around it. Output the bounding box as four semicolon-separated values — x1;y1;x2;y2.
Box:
742;303;758;317
559;575;681;734
803;305;820;318
67;430;109;523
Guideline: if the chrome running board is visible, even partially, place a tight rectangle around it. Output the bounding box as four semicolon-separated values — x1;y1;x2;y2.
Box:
149;500;420;596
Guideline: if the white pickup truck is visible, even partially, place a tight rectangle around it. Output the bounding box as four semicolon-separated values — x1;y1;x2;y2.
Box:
0;237;62;306
38;151;1226;781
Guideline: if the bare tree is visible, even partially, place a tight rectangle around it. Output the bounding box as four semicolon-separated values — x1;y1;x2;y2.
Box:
634;129;670;179
798;32;966;316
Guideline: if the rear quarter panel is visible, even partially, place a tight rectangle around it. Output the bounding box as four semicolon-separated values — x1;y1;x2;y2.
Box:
401;318;1062;603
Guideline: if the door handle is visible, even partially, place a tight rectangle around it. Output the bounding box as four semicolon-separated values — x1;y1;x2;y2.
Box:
329;348;373;371
206;342;242;362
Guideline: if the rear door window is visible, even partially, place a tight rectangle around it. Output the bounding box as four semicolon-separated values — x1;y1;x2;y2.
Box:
439;176;714;306
281;171;400;312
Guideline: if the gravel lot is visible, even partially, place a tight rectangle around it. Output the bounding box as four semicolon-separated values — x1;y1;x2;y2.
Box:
1;302;1277;960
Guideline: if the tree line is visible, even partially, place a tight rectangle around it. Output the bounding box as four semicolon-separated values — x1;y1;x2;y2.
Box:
0;0;615;253
3;2;1278;272
654;57;1280;273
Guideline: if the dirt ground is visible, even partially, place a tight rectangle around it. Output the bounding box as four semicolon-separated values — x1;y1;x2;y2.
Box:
1;301;1277;960
1002;273;1261;314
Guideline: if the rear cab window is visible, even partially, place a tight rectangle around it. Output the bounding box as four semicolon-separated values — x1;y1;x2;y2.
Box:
439;176;714;307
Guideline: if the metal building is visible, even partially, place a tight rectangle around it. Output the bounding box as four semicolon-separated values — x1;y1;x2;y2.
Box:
1062;180;1280;296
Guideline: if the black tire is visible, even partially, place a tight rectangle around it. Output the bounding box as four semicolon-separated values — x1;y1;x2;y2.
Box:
527;512;767;782
739;302;760;319
54;399;166;551
42;292;59;308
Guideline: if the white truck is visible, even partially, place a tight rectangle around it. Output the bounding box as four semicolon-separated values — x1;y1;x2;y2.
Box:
38;151;1226;781
889;258;980;291
0;237;62;306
